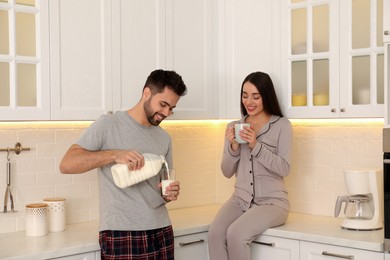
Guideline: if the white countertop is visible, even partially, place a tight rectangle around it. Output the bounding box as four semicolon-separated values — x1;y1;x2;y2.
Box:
0;204;385;259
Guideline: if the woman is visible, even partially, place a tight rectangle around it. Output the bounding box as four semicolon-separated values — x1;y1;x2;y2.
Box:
208;71;292;260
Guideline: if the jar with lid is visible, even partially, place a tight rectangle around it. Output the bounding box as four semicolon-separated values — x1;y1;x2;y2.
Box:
43;198;66;232
25;203;48;237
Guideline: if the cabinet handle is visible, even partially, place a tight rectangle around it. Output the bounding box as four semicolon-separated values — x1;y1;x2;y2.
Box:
179;239;205;247
252;241;275;247
322;251;354;259
331;108;337;113
384;159;390;164
385;30;389;35
340;108;345;112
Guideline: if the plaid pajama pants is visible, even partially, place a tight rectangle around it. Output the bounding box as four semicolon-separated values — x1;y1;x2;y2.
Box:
99;226;174;260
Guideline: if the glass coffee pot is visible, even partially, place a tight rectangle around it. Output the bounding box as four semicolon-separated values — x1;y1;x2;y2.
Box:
334;194;374;220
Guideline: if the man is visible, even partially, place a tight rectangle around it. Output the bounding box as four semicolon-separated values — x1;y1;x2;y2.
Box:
60;69;187;259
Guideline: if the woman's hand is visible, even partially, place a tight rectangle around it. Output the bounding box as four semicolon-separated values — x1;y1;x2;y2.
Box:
226;125;239;151
240;125;257;149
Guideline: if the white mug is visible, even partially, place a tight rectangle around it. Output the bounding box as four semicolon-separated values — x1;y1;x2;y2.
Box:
234;123;250;144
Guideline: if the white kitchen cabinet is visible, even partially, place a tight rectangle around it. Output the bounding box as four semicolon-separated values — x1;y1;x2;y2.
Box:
385;1;390;126
300;241;384;260
111;0;165;114
49;0;113;120
112;0;217;119
220;0;280;119
0;0;50;120
384;0;390;43
250;234;299;260
386;43;390;126
281;0;384;119
174;231;209;260
51;251;97;260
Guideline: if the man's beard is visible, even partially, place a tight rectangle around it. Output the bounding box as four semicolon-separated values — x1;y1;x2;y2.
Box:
144;99;165;126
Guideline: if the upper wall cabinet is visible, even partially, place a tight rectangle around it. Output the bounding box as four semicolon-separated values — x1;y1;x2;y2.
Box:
385;0;390;126
385;0;390;43
281;0;384;118
111;0;166;114
0;0;50;120
49;0;113;120
112;0;217;119
219;0;280;119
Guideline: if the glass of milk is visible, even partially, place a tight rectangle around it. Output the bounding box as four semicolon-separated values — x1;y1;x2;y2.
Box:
161;168;176;196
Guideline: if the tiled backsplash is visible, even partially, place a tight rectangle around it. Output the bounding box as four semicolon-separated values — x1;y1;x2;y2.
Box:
0;119;384;233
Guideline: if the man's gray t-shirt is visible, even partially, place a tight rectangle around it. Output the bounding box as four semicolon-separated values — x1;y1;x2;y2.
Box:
76;111;172;231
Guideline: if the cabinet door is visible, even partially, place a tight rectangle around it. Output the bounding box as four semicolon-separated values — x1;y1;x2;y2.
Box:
112;0;166;113
339;0;384;118
281;0;340;118
95;250;101;260
222;0;279;119
113;0;216;119
50;0;113;120
384;0;390;43
300;241;384;260
386;43;390;127
250;235;299;260
0;0;50;120
174;232;209;260
166;0;216;119
51;251;96;260
281;0;384;119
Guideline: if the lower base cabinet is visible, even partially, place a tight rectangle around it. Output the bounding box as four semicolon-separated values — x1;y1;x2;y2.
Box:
174;232;209;260
52;251;98;260
300;241;384;260
50;232;385;260
251;234;299;260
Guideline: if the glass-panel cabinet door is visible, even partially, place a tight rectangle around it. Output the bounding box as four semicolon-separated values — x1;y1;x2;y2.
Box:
283;0;339;118
0;0;49;120
339;0;384;117
282;0;384;118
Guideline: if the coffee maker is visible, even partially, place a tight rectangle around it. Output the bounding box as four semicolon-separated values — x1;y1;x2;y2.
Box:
334;170;383;230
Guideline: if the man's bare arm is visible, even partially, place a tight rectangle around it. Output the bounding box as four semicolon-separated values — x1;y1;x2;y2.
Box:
60;144;145;174
59;144;116;174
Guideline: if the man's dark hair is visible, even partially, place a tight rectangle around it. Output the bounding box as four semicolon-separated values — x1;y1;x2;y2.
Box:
144;69;187;96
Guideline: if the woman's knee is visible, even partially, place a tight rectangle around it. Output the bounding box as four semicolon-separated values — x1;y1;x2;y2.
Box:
226;224;249;245
208;222;226;243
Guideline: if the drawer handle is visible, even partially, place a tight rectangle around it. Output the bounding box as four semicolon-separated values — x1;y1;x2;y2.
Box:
384;159;390;164
385;30;389;35
322;251;354;259
179;239;205;247
252;241;275;247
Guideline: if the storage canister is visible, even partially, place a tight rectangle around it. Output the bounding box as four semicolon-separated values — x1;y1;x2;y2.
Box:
43;198;66;232
25;203;48;237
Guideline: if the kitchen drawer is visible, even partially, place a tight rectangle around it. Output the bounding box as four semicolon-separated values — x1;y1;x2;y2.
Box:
51;251;97;260
300;241;384;260
174;231;209;260
251;234;299;260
